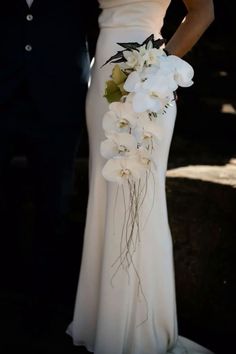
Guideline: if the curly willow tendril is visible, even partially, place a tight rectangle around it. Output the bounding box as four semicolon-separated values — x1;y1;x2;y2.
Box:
110;171;155;327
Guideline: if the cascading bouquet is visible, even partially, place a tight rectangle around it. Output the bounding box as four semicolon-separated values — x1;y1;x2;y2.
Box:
100;34;194;283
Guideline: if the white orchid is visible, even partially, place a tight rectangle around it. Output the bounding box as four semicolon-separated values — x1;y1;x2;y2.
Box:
145;48;165;66
143;70;177;98
124;77;171;113
123;50;145;71
134;89;164;113
167;55;194;87
138;44;151;57
135;114;160;146
137;41;167;67
123;71;160;112
100;132;137;159
137;147;155;169
123;64;176;113
123;71;142;92
102;157;147;184
102;101;137;133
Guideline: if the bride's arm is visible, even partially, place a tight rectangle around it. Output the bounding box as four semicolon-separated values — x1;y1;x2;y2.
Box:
164;0;215;58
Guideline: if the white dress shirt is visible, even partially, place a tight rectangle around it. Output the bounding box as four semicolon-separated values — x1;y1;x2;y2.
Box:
26;0;34;7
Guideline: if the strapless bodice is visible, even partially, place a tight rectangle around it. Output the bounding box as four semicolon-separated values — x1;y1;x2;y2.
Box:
98;0;171;32
98;0;171;9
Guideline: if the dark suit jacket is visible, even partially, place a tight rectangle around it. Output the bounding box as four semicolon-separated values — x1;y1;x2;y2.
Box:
0;0;98;125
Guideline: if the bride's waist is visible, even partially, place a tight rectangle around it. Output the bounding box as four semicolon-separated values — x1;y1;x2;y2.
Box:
99;25;163;34
97;27;163;46
98;3;165;31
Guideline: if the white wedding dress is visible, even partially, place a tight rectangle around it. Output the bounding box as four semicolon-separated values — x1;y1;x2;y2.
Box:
67;1;214;353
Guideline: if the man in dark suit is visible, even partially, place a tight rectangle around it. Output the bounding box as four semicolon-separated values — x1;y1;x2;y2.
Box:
0;0;99;342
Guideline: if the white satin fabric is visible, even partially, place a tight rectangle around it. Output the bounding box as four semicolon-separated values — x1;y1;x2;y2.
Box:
67;1;215;353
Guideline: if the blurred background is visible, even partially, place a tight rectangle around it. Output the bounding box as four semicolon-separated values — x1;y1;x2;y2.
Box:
1;1;235;353
163;2;236;353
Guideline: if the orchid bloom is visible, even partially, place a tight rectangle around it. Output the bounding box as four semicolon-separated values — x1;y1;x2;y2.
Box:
124;68;173;113
134;113;160;146
100;132;137;159
167;55;194;87
123;50;145;71
102;157;147;184
102;101;138;133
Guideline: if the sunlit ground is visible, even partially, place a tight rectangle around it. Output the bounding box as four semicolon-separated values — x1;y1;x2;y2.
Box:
167;158;236;187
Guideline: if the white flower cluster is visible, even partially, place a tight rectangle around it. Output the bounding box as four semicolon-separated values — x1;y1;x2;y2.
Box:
101;41;194;184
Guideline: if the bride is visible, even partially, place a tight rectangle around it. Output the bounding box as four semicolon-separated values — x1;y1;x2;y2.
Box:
67;1;215;353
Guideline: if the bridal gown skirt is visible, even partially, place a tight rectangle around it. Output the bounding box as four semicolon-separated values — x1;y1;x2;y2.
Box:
67;13;214;354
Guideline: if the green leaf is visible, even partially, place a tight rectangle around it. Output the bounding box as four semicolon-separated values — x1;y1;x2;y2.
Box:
104;80;122;103
111;64;127;85
118;82;128;95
